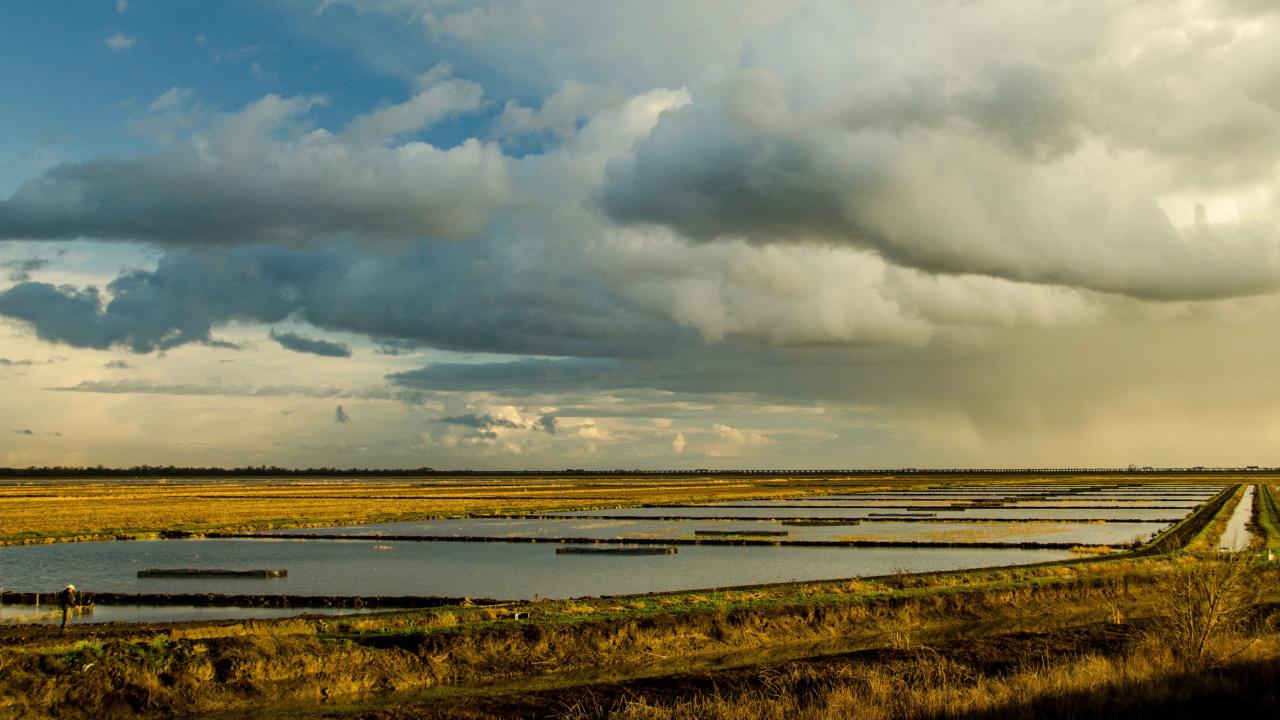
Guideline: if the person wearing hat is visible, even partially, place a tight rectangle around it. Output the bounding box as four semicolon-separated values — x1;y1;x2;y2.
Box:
59;584;76;630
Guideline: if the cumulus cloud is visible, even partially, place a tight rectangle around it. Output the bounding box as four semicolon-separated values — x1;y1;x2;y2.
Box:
702;423;772;458
536;414;558;434
344;65;483;144
0;53;1105;361
595;229;1098;346
0;240;682;356
0;83;510;246
602;0;1280;301
494;81;625;145
440;411;523;431
12;0;1280;469
269;329;352;358
0;261;285;352
440;406;559;435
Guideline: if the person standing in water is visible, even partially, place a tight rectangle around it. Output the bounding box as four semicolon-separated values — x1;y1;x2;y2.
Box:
59;584;76;630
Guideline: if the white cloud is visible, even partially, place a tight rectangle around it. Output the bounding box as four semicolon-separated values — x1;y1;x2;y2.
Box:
602;0;1280;302
344;65;483;144
12;0;1280;469
0;88;512;245
149;87;194;112
105;33;136;51
702;423;772;457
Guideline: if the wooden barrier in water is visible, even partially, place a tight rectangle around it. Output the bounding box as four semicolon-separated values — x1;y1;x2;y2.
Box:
693;530;789;537
780;519;862;526
138;568;287;578
556;546;677;555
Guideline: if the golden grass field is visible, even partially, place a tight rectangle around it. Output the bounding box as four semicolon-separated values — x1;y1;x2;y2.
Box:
0;473;1262;546
0;474;953;544
0;475;832;544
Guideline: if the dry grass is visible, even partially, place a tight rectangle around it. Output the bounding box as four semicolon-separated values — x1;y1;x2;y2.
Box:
556;637;1280;720
554;559;1280;720
2;554;1275;719
1069;545;1115;555
0;476;881;544
0;474;1255;546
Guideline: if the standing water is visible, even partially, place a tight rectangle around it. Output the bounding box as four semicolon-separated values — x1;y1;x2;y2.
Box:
1218;485;1257;552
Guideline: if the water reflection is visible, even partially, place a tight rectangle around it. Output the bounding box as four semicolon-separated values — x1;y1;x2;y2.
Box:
1218;485;1257;552
1;538;1073;599
273;517;1170;546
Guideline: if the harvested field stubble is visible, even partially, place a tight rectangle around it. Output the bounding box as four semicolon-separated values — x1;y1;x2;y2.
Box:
0;477;899;545
0;474;1248;546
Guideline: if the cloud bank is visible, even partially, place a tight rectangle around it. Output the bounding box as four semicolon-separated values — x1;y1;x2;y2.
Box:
7;0;1280;467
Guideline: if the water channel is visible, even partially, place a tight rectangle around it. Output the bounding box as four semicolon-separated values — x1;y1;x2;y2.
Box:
1218;485;1257;552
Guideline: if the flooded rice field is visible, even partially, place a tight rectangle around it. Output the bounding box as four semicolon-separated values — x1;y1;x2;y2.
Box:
551;505;1187;521
271;517;1170;547
0;537;1074;600
0;482;1227;623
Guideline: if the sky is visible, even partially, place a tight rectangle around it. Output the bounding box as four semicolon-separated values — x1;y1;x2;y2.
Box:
3;0;1280;470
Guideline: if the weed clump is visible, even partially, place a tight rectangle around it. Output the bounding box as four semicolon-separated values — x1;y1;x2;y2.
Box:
1151;554;1262;668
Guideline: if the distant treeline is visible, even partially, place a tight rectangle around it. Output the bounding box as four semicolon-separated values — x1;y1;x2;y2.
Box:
0;465;1276;479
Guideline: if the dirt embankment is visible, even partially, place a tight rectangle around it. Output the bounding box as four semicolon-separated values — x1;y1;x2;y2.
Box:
1;591;500;610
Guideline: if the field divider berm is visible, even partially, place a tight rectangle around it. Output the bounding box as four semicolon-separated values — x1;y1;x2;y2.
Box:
1130;483;1239;556
206;531;1128;551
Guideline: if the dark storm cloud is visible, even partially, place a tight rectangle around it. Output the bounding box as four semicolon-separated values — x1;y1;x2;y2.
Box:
0;282;207;352
0;242;688;357
269;329;352;358
390;358;621;391
2;257;49;282
601;95;1280;301
439;412;523;430
536;414;558;434
599;1;1280;302
386;350;872;402
0;248;303;351
373;338;422;356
